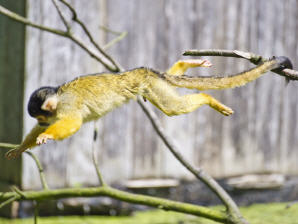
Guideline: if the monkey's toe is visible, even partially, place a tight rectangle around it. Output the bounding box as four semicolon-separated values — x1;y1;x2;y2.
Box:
36;133;52;145
221;106;234;116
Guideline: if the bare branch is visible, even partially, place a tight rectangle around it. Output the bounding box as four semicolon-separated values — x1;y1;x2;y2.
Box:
0;186;229;224
137;99;247;224
91;128;106;186
0;143;49;190
103;31;127;50
34;201;39;224
0;5;66;36
0;195;18;209
0;5;118;72
11;186;26;198
58;0;121;71
183;49;298;81
51;0;71;31
25;151;49;190
0;143;18;148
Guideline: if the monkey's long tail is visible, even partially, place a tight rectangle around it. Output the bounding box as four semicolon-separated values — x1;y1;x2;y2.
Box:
164;56;292;90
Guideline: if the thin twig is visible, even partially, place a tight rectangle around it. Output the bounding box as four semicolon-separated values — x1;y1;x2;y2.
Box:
58;0;120;71
34;201;39;224
91;127;106;186
183;49;298;81
25;151;49;190
99;25;124;35
0;143;19;148
51;0;71;31
103;31;127;50
0;195;19;209
11;186;26;198
0;142;49;190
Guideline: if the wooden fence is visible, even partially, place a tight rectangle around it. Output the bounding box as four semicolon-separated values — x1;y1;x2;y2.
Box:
1;0;297;190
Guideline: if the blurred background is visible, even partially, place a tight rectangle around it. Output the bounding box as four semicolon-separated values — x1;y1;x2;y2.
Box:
0;0;298;218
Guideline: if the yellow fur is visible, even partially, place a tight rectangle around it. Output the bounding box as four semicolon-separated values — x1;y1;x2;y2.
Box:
166;59;212;76
165;60;277;90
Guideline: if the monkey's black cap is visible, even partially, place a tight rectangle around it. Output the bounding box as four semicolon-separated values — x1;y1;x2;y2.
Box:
28;86;58;117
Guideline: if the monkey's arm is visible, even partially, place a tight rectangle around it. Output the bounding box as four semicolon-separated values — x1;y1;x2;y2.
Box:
36;114;83;144
6;124;46;159
6;114;82;159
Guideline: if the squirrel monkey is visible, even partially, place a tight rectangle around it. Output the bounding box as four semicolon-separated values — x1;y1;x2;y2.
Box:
5;56;292;159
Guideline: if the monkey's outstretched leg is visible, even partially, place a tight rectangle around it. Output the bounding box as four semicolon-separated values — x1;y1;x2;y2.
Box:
142;82;233;116
167;59;212;76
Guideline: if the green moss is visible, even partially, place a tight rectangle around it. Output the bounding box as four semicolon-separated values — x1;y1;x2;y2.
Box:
240;203;298;224
1;202;298;224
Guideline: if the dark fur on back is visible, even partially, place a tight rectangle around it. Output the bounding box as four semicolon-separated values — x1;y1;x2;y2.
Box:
28;86;58;117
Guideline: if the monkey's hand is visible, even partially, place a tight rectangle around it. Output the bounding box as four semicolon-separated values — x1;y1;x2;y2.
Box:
5;147;23;160
36;133;53;145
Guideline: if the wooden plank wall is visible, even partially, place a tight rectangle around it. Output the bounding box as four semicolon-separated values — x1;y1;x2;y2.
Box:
21;0;298;189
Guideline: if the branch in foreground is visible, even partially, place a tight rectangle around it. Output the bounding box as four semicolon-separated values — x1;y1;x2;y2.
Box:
0;186;229;224
137;99;248;224
183;49;298;81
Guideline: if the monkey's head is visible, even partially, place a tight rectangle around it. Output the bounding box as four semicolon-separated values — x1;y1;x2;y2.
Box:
28;86;59;126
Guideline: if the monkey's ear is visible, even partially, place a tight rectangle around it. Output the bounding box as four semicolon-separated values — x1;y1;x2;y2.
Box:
41;95;58;112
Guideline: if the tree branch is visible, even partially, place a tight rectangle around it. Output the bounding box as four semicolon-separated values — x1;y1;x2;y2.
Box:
103;31;127;50
0;186;229;224
58;0;121;71
138;99;247;224
91;128;106;186
0;143;49;190
51;0;71;31
183;49;298;81
26;151;49;190
0;5;118;72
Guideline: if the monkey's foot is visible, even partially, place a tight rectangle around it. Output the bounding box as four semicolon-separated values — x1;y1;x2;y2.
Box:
5;148;21;160
167;59;212;76
37;133;53;145
209;100;234;116
218;104;234;116
221;106;234;116
179;59;212;68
